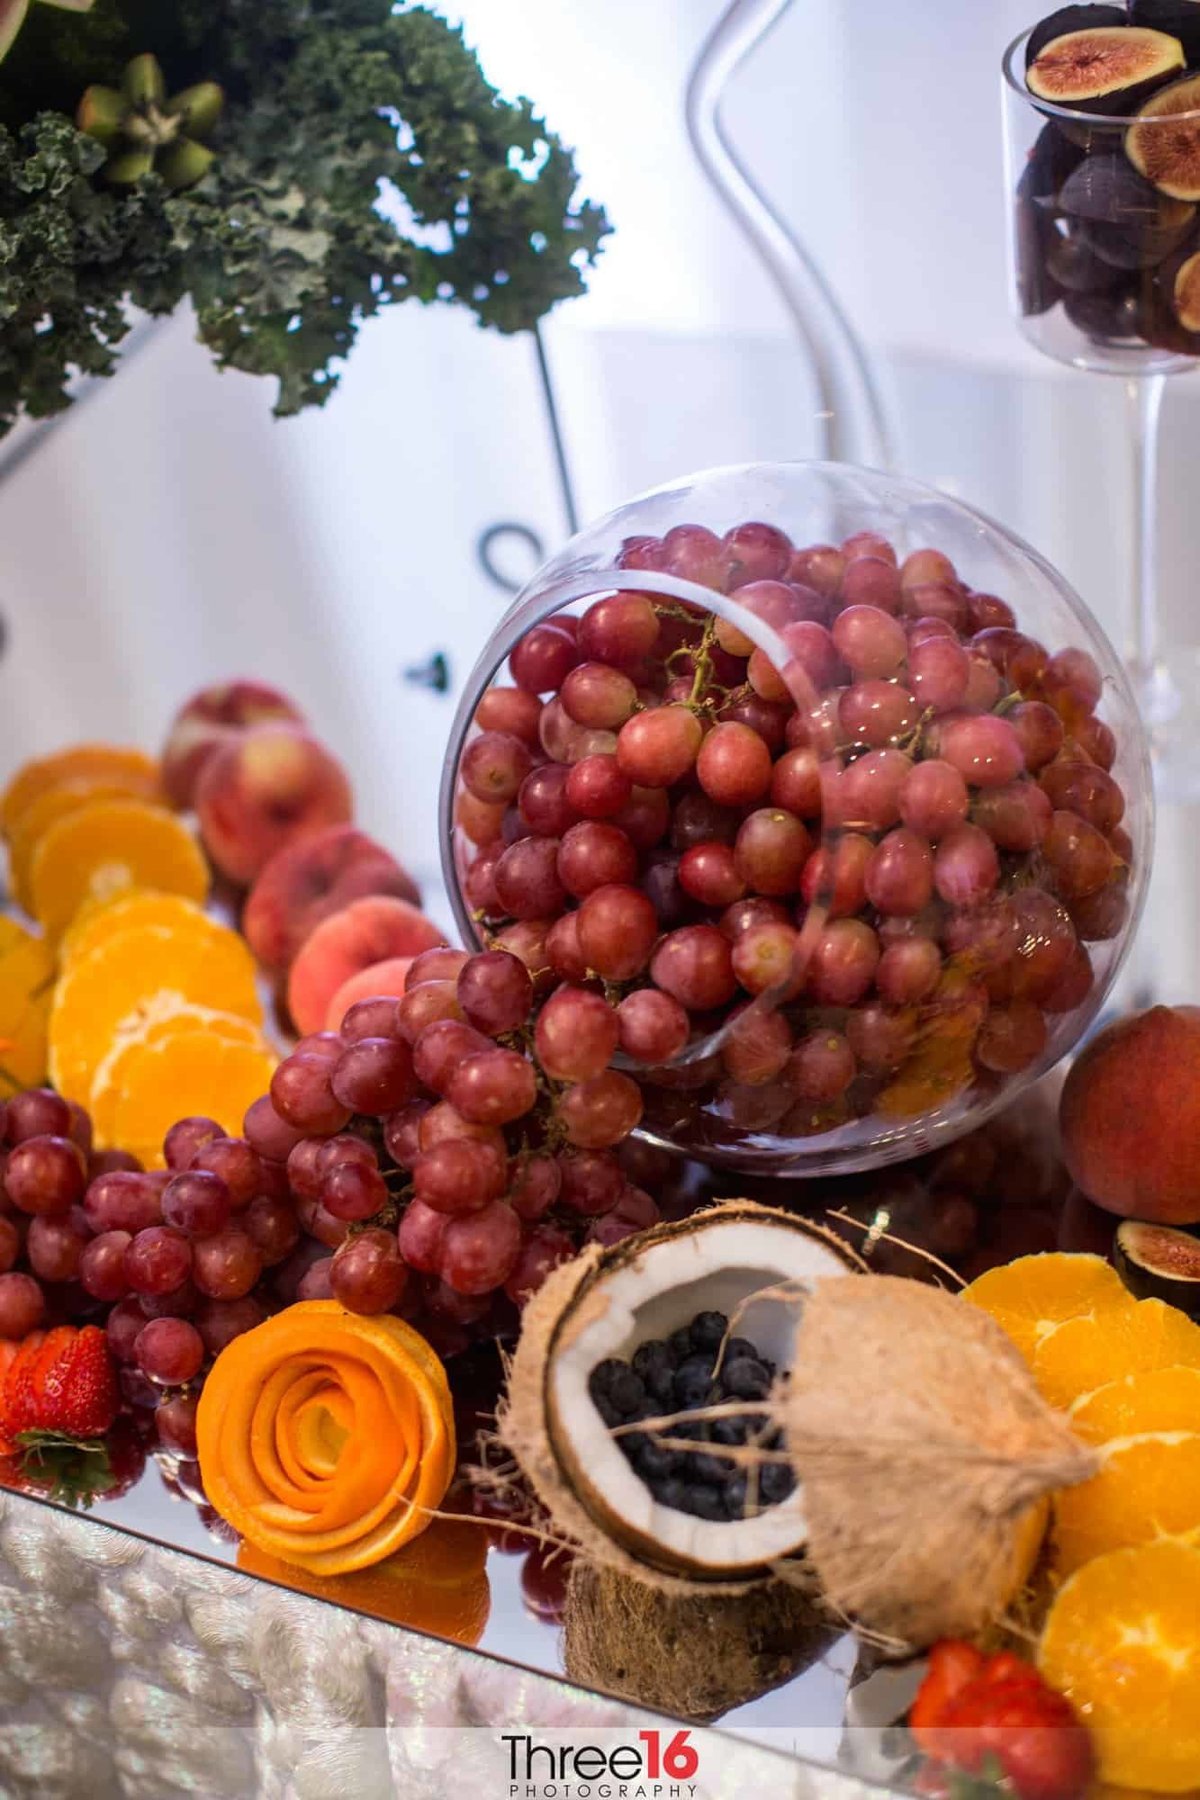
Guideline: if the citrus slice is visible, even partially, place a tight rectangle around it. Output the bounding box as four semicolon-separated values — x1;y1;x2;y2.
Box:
29;800;208;941
60;890;217;970
962;1252;1133;1364
1;745;160;838
9;779;162;914
0;916;54;1092
1038;1540;1200;1791
1071;1365;1200;1445
1052;1432;1200;1573
106;1031;277;1168
1033;1298;1200;1410
49;923;262;1103
90;1005;270;1148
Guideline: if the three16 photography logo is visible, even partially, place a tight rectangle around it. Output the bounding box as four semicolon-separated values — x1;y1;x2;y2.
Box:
502;1726;700;1799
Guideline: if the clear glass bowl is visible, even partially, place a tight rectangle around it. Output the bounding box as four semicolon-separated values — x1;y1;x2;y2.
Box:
440;462;1152;1175
1003;27;1200;374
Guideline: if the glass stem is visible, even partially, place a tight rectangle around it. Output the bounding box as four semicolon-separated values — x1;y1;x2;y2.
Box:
1126;372;1165;706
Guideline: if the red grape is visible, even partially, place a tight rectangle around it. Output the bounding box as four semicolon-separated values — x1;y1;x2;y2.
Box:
418;1103;505;1156
298;1259;335;1300
412;1019;491;1094
937;712;1025;788
877;937;942;1005
975;1001;1047;1074
507;1153;563;1223
511;623;579;694
322;1159;388;1221
397;1198;449;1273
832;604;905;677
6;1088;71;1144
414;1139;506;1215
243;1095;306;1162
559;1070;643;1148
561;661;638;730
448;1049;538;1126
696;721;773;808
616;988;689;1064
1042;810;1116;900
164;1116;223;1171
616;706;703;788
974;781;1052;853
535;985;619;1081
558;1150;624;1216
733;808;810;895
1009;699;1064;772
244;1194;299;1266
651;924;736;1011
270;1055;352;1134
408;947;471;989
579;594;660;668
461;729;533;804
457;950;534;1035
504;1225;576;1306
934;823;1000;907
475;684;543;747
26;1208;90;1283
808;920;880;1006
788;1031;856;1102
331;1037;416;1114
331;1229;407;1313
106;1295;148;1362
832;748;912;832
191;1230;261;1300
162;1170;232;1238
801;833;873;917
0;1214;17;1275
136;1317;204;1385
125;1226;192;1297
1040;761;1124;834
494;836;567;919
80;1229;133;1302
865;829;934;917
518;763;577;837
5;1134;86;1216
383;1101;431;1170
613;783;671;850
565;753;633;820
156;1394;200;1456
440;1201;522;1295
557;820;637;898
899;758;969;841
397;980;464;1043
196;1295;266;1356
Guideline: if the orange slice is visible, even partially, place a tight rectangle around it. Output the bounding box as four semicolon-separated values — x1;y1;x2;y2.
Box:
9;779;163;914
1071;1365;1200;1445
1038;1540;1200;1791
1052;1432;1200;1573
962;1252;1133;1365
49;923;262;1103
60;890;217;970
1;745;159;838
90;1004;270;1149
1033;1298;1200;1411
29;800;208;941
0;917;54;1093
105;1030;277;1167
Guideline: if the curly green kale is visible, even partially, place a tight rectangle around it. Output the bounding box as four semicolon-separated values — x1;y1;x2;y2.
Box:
0;1;609;432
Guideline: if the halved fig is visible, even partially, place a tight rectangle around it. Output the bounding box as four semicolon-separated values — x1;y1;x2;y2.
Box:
1060;151;1196;225
1138;285;1200;348
1028;26;1185;111
1127;72;1200;198
1114;1219;1200;1314
1172;245;1200;324
1131;0;1200;64
1027;5;1129;67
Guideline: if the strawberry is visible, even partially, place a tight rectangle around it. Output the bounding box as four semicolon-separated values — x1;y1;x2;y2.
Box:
910;1642;1095;1800
22;1324;119;1436
0;1330;46;1449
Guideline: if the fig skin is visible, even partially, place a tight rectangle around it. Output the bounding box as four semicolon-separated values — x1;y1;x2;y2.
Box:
1059;1005;1200;1223
1027;4;1127;67
1016;200;1066;315
1082;213;1195;266
1130;0;1200;64
1046;224;1126;291
1065;285;1143;337
1114;1219;1200;1315
1169;244;1200;325
1127;72;1200;200
1027;25;1186;113
1059;151;1196;225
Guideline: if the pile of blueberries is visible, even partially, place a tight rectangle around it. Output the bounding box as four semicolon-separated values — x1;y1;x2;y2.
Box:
588;1307;796;1522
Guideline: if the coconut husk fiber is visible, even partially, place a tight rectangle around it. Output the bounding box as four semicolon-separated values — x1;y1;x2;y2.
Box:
563;1561;838;1723
775;1274;1099;1651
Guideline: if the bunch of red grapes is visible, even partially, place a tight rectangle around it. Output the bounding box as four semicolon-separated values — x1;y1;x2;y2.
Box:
453;519;1132;1151
0;942;659;1455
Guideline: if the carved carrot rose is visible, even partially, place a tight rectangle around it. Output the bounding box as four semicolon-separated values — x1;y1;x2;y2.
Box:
197;1300;455;1574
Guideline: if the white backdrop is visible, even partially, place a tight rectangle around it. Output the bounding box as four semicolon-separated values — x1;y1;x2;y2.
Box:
0;0;1195;981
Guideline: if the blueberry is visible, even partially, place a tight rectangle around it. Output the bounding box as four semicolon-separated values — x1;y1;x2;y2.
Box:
689;1310;728;1352
633;1339;671;1380
610;1368;646;1416
711;1415;751;1446
635;1439;679;1482
724;1472;749;1516
723;1357;771;1400
693;1450;733;1483
668;1326;694;1363
725;1336;758;1363
682;1483;725;1521
593;1394;622;1427
588;1358;626;1401
621;1429;649;1460
672;1361;714;1411
645;1363;675;1405
761;1461;796;1505
655;1476;688;1512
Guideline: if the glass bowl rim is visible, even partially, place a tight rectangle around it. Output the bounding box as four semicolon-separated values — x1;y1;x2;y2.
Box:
1002;26;1200;127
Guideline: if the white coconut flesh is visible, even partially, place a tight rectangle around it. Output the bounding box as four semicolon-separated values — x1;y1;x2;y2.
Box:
546;1217;859;1579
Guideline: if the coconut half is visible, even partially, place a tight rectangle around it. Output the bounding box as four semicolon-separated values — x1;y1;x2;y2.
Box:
500;1202;864;1590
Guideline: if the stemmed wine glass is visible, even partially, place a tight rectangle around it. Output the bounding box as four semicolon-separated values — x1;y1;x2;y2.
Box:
1002;27;1200;800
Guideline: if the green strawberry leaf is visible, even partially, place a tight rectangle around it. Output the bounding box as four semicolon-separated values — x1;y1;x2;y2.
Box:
12;1427;115;1508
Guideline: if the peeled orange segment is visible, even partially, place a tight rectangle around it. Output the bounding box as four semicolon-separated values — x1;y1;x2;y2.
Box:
0;916;54;1092
29;800;208;941
1033;1298;1200;1411
60;890;217;970
105;1031;277;1167
1;745;160;839
90;1005;270;1149
962;1252;1133;1365
197;1302;456;1576
1052;1432;1200;1573
1038;1540;1200;1792
8;780;162;914
49;922;262;1104
1071;1365;1200;1445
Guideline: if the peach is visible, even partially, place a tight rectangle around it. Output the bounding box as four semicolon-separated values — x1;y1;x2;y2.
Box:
162;681;305;809
287;895;445;1035
1059;1005;1200;1224
196;723;353;886
244;825;421;973
324;957;417;1031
